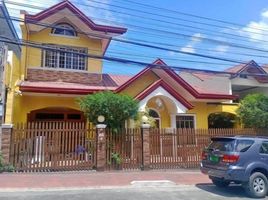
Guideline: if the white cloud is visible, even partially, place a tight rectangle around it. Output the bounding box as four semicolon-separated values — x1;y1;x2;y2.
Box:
180;33;204;53
214;45;229;54
239;9;268;46
181;44;195;53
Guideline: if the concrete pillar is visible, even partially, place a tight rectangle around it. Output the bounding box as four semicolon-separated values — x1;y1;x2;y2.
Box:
96;124;107;171
141;124;150;170
1;124;13;164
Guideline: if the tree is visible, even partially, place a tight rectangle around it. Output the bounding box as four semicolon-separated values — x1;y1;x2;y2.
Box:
237;93;268;128
78;91;138;129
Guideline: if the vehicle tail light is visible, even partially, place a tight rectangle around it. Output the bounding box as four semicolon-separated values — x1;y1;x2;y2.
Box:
222;154;239;163
201;151;208;160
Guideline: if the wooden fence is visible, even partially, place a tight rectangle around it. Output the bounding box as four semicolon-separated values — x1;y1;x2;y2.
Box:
9;124;268;172
149;128;267;169
10;122;96;172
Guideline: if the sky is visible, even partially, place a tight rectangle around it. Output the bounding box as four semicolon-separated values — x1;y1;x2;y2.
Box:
5;0;268;75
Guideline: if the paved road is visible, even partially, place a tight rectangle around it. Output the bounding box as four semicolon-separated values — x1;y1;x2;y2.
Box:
0;184;267;200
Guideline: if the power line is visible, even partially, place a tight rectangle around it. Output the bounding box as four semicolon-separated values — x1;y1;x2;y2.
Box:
6;0;268;45
113;0;268;32
5;12;268;66
2;15;252;64
74;0;268;36
2;36;268;77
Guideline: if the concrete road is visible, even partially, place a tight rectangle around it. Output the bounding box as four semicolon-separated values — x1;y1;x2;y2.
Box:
0;184;267;200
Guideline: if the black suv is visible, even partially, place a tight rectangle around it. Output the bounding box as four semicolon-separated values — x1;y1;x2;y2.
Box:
200;136;268;198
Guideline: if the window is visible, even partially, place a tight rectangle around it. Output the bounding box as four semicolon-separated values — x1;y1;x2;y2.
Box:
176;115;195;128
43;45;87;70
260;142;268;154
236;140;254;152
52;23;77;37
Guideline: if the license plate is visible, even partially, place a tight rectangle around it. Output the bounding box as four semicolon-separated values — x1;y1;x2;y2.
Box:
209;155;219;163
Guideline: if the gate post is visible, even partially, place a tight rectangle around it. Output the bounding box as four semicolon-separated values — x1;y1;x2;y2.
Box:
141;123;151;170
96;124;107;171
1;124;13;164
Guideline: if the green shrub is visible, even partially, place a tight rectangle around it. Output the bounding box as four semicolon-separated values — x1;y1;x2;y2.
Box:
0;152;14;173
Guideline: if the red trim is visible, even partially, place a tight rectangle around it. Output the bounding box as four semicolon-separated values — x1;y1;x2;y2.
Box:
163;68;237;100
25;1;127;34
117;59;237;100
115;58;166;93
20;85;116;95
135;79;193;110
115;67;152;92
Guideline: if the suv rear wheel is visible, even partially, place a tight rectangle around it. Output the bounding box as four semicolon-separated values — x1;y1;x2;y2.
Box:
211;178;230;187
244;172;268;198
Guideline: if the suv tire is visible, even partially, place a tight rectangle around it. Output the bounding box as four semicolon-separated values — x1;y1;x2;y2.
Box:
211;178;230;187
244;172;268;198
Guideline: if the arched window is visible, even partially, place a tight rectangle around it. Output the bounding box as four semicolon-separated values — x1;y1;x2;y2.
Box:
52;23;77;36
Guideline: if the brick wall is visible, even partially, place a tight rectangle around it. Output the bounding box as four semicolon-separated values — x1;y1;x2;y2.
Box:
1;124;12;164
27;68;102;84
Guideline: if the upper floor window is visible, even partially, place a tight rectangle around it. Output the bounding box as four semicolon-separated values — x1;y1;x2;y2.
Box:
52;23;77;37
43;45;87;71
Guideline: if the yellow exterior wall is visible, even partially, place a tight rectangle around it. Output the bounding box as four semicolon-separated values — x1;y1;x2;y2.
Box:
120;72;159;97
186;102;208;129
12;95;81;124
22;26;103;75
4;53;21;124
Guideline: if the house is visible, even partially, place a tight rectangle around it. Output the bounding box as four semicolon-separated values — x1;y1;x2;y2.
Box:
0;2;20;124
2;0;267;171
1;0;240;130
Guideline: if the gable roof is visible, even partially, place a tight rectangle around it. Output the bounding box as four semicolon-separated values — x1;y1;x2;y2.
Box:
117;58;236;100
225;60;268;83
24;1;127;35
134;79;194;109
115;58;164;93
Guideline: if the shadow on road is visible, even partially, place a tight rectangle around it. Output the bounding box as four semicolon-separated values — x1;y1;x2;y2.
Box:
195;183;249;198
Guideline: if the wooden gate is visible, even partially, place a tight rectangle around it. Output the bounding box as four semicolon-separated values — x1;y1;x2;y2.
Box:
10;122;96;172
105;128;142;170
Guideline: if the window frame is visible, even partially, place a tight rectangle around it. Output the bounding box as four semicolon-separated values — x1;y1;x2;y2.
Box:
51;23;77;37
42;44;88;71
259;142;268;154
175;114;196;129
148;108;161;129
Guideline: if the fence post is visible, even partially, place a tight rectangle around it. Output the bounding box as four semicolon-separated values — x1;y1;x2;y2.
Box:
96;124;107;171
1;124;13;164
141;123;150;170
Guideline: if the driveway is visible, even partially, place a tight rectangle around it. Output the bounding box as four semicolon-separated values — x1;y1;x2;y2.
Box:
0;184;265;200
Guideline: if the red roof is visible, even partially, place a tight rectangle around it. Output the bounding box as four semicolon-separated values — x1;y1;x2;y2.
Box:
24;1;127;35
19;74;131;95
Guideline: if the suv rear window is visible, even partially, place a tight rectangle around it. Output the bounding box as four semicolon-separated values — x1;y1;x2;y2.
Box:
208;138;254;152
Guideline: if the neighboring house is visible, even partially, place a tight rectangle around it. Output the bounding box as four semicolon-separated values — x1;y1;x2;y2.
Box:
225;60;268;99
1;0;241;130
0;2;20;124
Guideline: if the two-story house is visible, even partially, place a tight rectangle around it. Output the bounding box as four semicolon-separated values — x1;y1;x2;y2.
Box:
2;0;241;131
